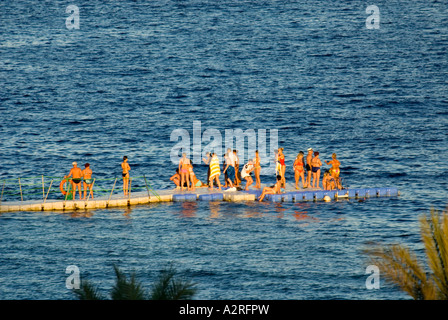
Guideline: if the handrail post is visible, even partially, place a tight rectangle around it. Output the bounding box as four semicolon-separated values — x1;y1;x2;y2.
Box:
143;175;151;201
64;177;70;204
19;178;23;202
0;180;5;205
42;175;45;201
44;179;53;204
108;178;118;206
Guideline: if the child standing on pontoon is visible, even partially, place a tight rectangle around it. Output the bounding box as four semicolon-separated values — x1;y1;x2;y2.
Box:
208;152;221;190
179;153;191;191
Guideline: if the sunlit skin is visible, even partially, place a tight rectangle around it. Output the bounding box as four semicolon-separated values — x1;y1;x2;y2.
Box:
293;153;307;189
254;150;261;189
67;162;83;200
306;149;313;188
311;152;322;188
241;160;254;191
121;156;131;196
170;170;180;187
325;153;341;189
208;153;221;191
178;153;191;191
233;150;241;187
322;172;335;190
82;163;94;200
258;176;282;202
188;164;196;191
278;148;286;188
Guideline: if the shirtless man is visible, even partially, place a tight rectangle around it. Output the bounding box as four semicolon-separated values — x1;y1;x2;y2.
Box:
223;148;235;189
68;162;83;200
82;163;94;200
121;156;131;196
305;148;313;188
233;150;241;187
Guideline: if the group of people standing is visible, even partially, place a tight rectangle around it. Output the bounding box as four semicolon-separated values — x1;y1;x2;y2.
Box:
65;156;131;200
171;147;342;193
172;149;260;192
291;148;342;191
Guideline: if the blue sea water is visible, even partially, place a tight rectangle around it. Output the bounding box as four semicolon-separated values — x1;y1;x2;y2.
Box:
0;0;447;300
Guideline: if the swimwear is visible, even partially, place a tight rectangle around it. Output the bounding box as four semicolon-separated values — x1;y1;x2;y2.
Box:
209;156;221;179
312;167;320;173
180;158;191;174
122;173;128;178
330;168;340;177
84;179;93;184
305;164;311;171
294;160;304;173
279;155;285;166
72;178;82;184
226;165;235;181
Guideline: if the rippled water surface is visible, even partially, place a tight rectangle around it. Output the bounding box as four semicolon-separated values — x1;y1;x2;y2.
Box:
0;0;447;300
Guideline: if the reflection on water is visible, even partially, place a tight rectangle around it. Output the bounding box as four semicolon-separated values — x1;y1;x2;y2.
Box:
180;201;198;218
209;201;221;219
67;210;94;218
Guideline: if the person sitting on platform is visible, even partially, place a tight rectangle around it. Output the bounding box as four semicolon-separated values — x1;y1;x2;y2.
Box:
258;175;282;202
170;169;181;188
322;170;336;191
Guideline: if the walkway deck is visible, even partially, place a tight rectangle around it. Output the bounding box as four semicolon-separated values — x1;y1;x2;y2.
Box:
0;184;399;213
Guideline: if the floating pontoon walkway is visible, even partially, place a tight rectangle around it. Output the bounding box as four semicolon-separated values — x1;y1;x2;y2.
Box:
0;184;399;213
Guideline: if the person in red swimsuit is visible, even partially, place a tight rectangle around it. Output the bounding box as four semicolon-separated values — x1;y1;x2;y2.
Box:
293;152;307;189
278;148;286;188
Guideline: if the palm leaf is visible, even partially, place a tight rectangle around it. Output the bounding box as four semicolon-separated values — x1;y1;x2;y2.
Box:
365;243;435;299
150;264;197;300
73;277;104;300
110;265;147;300
420;209;448;299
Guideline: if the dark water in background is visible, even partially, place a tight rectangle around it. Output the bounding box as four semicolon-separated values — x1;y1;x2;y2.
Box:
0;0;447;300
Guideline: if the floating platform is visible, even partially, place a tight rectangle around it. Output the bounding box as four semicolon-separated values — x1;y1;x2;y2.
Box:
0;184;399;213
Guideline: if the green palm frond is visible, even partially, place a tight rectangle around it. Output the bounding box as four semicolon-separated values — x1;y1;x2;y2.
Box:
72;264;198;300
110;264;147;300
365;208;448;300
150;264;198;300
420;209;448;299
365;243;435;299
74;277;104;300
